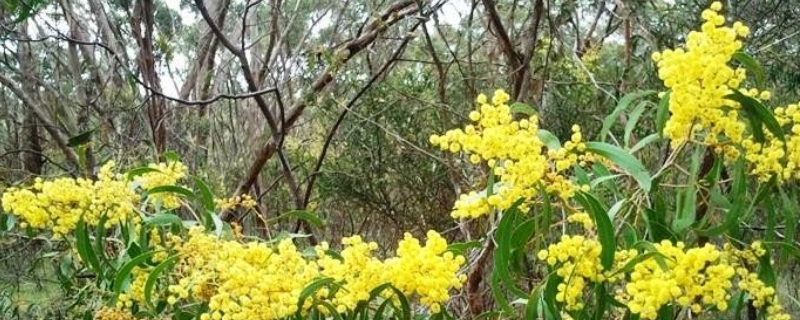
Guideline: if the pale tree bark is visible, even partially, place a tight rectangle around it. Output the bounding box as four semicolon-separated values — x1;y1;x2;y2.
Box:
131;0;168;155
17;22;43;175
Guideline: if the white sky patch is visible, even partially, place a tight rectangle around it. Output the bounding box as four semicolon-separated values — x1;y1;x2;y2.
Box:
436;0;468;26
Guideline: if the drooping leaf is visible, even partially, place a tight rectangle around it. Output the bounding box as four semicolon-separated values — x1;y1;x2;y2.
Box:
732;52;765;88
67;129;95;147
143;214;183;227
510;102;538;116
624;101;651;148
575;193;616;270
586;142;652;192
600;90;657;141
655;91;671;136
146;185;195;199
144;255;179;309
280;210;325;227
537;129;561;150
112;250;161;296
727;90;785;143
76;218;103;276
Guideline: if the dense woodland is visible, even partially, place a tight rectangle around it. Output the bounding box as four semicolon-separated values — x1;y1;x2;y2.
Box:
1;0;799;319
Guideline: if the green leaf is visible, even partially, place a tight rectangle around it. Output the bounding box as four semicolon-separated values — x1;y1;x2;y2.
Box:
95;214;109;270
67;129;95;147
673;147;703;233
537;129;562;150
510;102;537;116
446;240;482;256
757;253;776;287
112;251;161;296
144;255;179;309
701;157;746;237
585;142;652;192
144;214;183;227
493;204;529;300
126;167;161;180
76;218;102;276
575;193;616;270
624;101;651;148
146;185;195;199
280;210;324;227
600;90;657;141
193;177;216;213
543;272;562;320
296;278;335;313
726;90;785;143
630;133;660;154
655;91;671;136
732;52;765;88
163;151;181;162
370;283;411;320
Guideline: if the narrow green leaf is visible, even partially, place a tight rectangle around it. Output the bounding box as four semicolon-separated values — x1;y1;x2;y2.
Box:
655;91;671;136
144;255;179;309
537;129;561;150
112;250;161;295
76;218;102;275
280;210;325;227
757;253;776;287
732;52;765;88
701;157;746;237
624;101;650;148
163;151;181;162
126;167;161;180
575;193;616;270
630;133;660;154
510;102;537;116
493;204;528;299
297;278;335;313
67;129;95;147
146;185;195;199
193;177;216;213
600;90;657;141
144;214;183;227
586;142;652;192
727;90;785;142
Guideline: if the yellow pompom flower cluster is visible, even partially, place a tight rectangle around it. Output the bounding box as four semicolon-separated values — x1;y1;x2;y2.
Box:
536;236;788;319
655;2;800;183
214;194;257;211
536;235;636;311
315;231;466;314
1;161;137;238
429;89;594;219
743;103;800;181
619;241;735;319
167;228;318;320
150;228;464;319
653;1;750;152
315;235;387;312
384;231;467;313
724;242;791;320
135;161;188;209
94;306;135;320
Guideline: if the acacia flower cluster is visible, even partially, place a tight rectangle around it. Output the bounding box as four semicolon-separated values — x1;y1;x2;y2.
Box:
652;1;751;152
654;1;800;183
429;89;594;219
213;194;257;211
536;235;637;311
155;228;465;320
135;160;188;209
1;161;137;238
537;236;789;320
